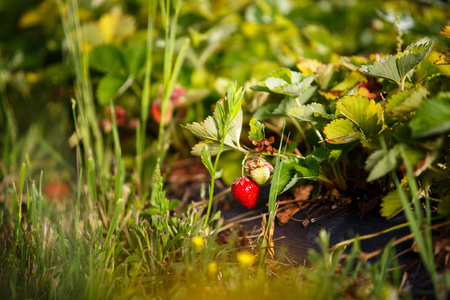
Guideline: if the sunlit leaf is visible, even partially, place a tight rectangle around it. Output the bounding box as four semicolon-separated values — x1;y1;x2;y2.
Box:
439;25;450;37
409;94;450;138
288;102;335;123
323;118;362;144
271;86;317;116
360;37;434;86
250;68;317;98
380;189;403;219
385;86;429;120
331;71;366;92
336;95;385;137
248;118;265;141
98;6;136;44
434;51;450;66
183;108;244;156
297;59;334;89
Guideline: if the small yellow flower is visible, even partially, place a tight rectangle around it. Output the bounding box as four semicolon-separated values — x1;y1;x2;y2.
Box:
236;251;256;266
208;262;218;276
192;236;204;251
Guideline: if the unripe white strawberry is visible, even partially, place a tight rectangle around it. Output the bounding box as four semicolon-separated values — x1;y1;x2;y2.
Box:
250;165;271;185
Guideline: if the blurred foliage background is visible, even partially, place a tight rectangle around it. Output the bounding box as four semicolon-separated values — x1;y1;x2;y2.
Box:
1;0;449;184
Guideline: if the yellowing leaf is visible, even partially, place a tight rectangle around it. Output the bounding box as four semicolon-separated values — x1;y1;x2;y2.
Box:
331;71;366;92
439;25;450;37
323;118;362;144
434;51;450;66
81;6;136;47
380;190;403;219
297;59;334;89
248;118;265;141
336;95;384;138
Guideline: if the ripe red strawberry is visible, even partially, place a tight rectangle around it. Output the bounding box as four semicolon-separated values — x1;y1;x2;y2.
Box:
231;176;260;209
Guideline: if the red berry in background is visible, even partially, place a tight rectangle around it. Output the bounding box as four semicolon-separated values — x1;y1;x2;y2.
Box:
44;181;70;202
231;176;260;209
151;99;174;125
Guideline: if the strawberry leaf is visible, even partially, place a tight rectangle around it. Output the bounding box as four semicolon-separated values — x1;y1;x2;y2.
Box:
250;68;317;98
183;107;245;156
385;86;429;120
288;102;335;123
380;178;409;219
380;189;403;219
200;145;214;176
409;93;450;138
89;44;127;75
365;146;401;182
323;118;362;144
336;95;385;138
248;118;265;141
295;156;320;180
96;74;131;105
360;37;433;87
276;157;301;195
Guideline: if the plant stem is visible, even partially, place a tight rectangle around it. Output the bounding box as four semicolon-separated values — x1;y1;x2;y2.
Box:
203;125;228;228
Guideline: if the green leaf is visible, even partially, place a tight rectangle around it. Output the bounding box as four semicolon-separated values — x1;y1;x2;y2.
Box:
275;156;320;195
265;87;317;117
250;68;317;98
437;195;450;216
288;102;335;123
380;189;403;219
183;108;244;156
201;145;214;176
96;74;130;105
124;42;146;77
323;118;362;144
409;94;450;138
331;71;367;92
89;44;127;74
248;118;265;141
276;157;301;195
311;143;356;163
365;146;401;182
360;37;434;87
336;95;384;138
265;76;317;98
380;178;409;218
385;86;429;120
425;74;450;95
295;156;320;180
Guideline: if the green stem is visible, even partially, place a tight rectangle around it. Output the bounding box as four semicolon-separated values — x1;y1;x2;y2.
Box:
203;126;228;228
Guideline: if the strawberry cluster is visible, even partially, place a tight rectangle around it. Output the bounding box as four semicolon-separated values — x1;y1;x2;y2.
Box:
231;156;273;209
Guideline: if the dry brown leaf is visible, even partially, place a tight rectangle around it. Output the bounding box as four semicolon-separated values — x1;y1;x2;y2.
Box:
276;205;302;225
294;184;314;201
